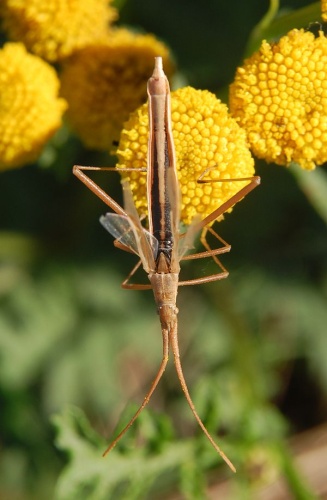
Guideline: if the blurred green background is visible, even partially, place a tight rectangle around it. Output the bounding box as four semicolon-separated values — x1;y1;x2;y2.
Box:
1;0;327;498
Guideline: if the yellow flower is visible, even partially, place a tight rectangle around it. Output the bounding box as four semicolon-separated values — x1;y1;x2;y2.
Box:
116;87;255;225
322;0;327;22
60;29;173;150
230;29;327;170
0;43;67;171
0;0;117;62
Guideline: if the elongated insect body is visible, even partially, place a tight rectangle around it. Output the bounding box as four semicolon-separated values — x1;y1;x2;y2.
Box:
73;56;261;473
147;57;179;266
146;58;180;337
150;274;178;326
102;59;181;345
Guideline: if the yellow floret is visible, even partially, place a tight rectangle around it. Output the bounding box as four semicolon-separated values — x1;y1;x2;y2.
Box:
0;43;67;171
322;0;327;22
230;29;327;170
116;87;255;225
0;0;117;62
60;29;173;150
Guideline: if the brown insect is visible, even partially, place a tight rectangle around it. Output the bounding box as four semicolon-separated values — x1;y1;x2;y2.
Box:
73;57;260;472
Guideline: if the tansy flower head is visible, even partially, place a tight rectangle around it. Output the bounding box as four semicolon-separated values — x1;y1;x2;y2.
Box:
230;29;327;170
60;30;173;150
0;43;67;171
116;87;255;226
0;0;117;62
322;0;327;22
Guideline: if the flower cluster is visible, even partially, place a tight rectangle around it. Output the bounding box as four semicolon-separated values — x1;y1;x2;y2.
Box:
60;30;173;150
230;29;327;170
322;0;327;22
116;87;255;225
0;0;173;169
0;43;66;170
0;0;117;62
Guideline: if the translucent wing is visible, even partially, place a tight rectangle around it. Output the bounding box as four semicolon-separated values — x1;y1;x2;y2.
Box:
100;213;158;270
178;215;201;259
121;179;157;272
100;213;139;254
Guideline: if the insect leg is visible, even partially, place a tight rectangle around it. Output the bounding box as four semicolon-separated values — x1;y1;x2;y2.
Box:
121;259;153;291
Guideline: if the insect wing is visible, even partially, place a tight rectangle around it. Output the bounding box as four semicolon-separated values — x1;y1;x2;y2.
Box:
100;213;139;254
121;179;158;272
178;216;201;259
100;213;158;264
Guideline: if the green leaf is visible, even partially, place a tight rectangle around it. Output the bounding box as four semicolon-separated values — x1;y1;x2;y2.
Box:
52;406;206;500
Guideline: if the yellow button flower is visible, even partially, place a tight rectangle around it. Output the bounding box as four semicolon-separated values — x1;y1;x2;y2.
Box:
322;0;327;22
230;29;327;170
0;43;67;171
0;0;117;62
116;87;255;225
60;30;173;150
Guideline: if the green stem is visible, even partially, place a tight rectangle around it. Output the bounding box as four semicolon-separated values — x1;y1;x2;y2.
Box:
245;2;321;56
290;165;327;225
279;444;317;499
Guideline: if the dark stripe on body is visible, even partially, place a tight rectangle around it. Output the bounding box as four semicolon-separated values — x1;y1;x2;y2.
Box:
149;95;174;258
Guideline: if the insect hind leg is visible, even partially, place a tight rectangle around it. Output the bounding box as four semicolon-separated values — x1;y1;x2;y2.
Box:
121;259;153;291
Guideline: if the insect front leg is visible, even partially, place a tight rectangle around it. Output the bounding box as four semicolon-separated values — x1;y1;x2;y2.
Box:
178;174;260;286
73;165;127;216
73;164;148;216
